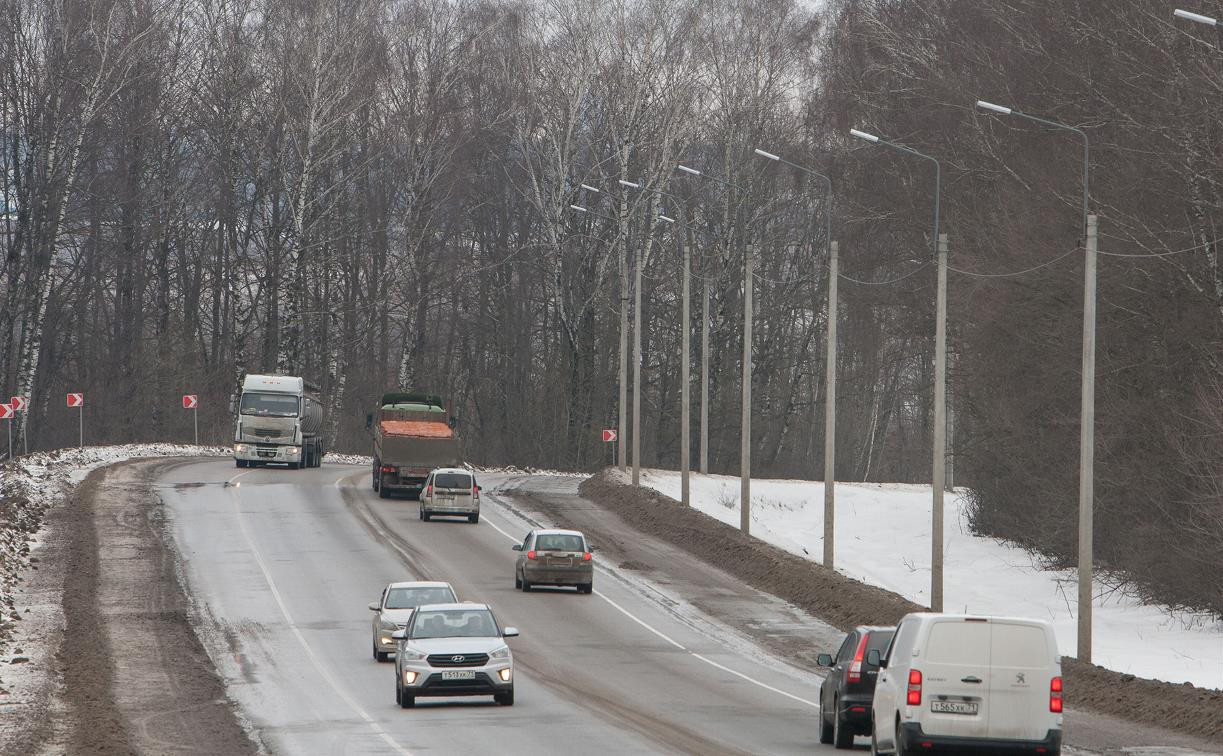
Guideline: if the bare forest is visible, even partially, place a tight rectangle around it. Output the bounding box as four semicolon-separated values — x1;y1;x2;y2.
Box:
1;0;1221;615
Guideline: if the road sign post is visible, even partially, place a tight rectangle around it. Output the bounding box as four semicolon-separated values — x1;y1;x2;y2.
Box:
67;393;84;447
10;396;28;455
183;395;199;445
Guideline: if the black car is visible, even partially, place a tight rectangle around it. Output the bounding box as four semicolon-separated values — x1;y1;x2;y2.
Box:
817;625;895;749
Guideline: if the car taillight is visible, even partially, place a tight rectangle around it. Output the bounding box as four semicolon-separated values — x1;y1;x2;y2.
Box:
907;669;922;706
380;465;396;473
848;634;870;683
473;486;480;501
527;550;536;560
1049;676;1063;713
582;552;592;561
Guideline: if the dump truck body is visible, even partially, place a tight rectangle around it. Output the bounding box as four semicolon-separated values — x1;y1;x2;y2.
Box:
371;393;460;497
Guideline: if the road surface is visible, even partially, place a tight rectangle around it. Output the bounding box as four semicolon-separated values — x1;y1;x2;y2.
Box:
160;461;843;754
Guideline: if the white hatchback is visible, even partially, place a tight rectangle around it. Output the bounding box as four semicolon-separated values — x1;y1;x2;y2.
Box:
869;613;1062;755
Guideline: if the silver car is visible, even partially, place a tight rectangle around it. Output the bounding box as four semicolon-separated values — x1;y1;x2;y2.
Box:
392;603;518;708
418;468;481;523
512;528;594;594
369;581;457;662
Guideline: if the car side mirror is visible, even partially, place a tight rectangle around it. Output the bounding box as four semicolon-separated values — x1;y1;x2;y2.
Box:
368;602;380;611
365;413;373;430
511;544;522;551
817;653;834;667
391;629;406;641
503;627;519;638
867;649;884;667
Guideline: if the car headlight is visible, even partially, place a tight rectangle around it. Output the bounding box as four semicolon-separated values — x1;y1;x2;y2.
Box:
399;647;426;661
379;619;399;631
489;645;511;660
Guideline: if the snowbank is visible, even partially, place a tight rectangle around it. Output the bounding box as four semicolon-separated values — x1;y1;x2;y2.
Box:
639;469;1223;691
0;444;230;643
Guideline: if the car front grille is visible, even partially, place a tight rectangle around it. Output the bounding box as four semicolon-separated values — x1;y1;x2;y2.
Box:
427;653;489;667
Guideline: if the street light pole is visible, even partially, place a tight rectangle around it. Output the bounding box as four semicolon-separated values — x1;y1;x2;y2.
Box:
849;129;945;610
753;148;838;568
975;99;1094;660
579;184;629;472
677;163;755;534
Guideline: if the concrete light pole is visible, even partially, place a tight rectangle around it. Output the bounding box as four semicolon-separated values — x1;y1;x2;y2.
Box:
660;214;692;506
753;148;837;568
579;184;629;473
677;163;756;534
975;99;1094;661
850;128;945;611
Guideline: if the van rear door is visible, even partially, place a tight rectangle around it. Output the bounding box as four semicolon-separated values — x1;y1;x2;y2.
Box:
919;618;991;738
986;621;1057;739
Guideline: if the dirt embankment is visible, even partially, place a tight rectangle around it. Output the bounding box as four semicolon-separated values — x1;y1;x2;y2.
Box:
577;469;1223;742
12;460;255;755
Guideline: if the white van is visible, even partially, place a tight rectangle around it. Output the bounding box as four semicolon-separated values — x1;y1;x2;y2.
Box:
418;468;480;523
868;613;1062;755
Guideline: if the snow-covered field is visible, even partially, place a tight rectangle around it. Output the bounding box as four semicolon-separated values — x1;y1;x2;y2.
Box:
640;469;1223;691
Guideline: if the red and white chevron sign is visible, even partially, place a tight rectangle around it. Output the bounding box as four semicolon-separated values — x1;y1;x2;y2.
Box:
67;393;84;408
0;404;12;420
182;394;198;409
9;396;28;411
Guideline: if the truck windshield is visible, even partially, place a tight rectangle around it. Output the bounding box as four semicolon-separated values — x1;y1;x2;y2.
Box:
240;392;299;417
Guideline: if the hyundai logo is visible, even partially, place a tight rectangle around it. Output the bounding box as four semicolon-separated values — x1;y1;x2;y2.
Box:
451;655;465;663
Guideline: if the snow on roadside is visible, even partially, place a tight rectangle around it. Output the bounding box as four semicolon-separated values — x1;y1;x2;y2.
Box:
639;468;1223;691
0;444;229;645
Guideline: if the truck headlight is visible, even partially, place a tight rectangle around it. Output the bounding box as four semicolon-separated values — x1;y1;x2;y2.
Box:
286;446;300;455
235;444;250;453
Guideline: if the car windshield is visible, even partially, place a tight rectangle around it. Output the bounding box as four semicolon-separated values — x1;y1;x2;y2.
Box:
411;609;498;639
385;586;456;610
535;534;584;552
240;392;299;417
434;473;472;489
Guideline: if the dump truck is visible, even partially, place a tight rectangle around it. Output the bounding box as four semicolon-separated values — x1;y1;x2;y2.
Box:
233;374;326;469
369;392;460;498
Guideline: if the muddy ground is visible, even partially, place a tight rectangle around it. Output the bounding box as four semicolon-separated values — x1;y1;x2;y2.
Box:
2;460;254;755
572;469;1223;743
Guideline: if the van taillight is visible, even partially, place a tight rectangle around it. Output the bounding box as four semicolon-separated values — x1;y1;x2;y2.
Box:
380;465;396;473
426;484;433;497
907;669;923;706
473;485;480;501
848;634;870;683
1049;676;1063;713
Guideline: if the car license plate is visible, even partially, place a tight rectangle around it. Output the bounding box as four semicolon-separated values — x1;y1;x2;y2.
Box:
549;557;572;567
441;670;476;680
931;700;978;715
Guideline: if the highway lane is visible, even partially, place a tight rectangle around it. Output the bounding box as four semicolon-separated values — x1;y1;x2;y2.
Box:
160;460;841;754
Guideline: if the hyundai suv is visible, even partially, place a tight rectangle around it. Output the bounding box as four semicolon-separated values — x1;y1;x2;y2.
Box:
392;603;518;707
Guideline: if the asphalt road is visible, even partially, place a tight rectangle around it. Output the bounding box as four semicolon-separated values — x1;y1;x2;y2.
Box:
160;461;843;755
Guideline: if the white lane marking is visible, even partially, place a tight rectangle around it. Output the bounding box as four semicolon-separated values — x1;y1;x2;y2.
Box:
478;498;818;708
229;472;413;755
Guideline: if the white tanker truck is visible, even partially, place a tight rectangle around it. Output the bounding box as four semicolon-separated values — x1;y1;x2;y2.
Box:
232;374;326;469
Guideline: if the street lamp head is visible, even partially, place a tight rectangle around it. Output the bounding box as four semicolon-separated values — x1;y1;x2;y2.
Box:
1174;8;1218;26
753;148;780;161
658;215;675;223
618;179;641;189
976;100;1013;116
579;184;600;193
849;129;879;143
676;164;702;176
569;204;588;213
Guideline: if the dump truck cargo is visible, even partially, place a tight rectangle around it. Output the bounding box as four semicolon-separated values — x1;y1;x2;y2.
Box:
370;392;461;498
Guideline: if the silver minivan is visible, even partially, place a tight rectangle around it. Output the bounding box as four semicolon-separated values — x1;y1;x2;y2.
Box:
418;468;480;523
